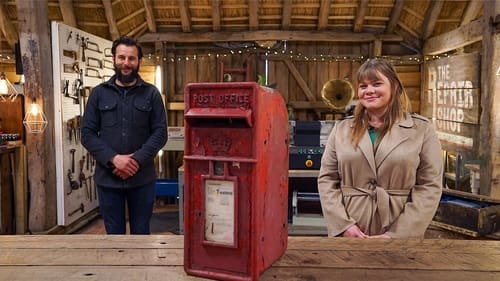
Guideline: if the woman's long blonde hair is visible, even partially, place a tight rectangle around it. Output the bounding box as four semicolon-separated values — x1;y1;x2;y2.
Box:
351;58;412;147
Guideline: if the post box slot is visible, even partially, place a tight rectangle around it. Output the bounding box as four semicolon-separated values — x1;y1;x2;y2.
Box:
185;108;253;127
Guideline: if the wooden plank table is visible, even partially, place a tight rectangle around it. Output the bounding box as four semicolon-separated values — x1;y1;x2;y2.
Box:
0;235;498;281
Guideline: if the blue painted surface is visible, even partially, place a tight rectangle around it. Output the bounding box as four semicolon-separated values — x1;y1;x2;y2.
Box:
155;179;179;197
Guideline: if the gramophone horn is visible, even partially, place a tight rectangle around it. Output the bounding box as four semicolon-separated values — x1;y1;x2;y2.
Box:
320;79;354;110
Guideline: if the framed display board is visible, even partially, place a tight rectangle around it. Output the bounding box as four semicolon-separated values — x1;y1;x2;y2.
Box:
51;21;115;226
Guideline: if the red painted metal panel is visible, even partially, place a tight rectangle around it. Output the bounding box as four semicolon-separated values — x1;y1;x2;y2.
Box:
184;82;289;281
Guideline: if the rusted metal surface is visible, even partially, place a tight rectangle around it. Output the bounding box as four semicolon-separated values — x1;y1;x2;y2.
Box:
183;82;289;280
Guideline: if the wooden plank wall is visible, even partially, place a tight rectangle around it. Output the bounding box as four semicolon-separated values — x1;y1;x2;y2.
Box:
154;42;421;178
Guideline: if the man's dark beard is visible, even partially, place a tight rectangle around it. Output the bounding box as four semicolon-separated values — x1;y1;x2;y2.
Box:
114;65;140;84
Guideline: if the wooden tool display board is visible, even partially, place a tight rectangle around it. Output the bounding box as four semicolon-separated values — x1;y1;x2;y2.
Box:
51;21;115;226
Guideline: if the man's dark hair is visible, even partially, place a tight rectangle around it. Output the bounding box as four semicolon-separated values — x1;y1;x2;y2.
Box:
111;36;143;59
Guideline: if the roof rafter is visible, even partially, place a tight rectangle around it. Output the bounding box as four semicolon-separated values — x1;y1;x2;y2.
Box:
211;0;221;31
386;0;404;33
143;0;156;32
353;0;369;32
317;0;331;30
102;0;120;40
0;0;18;49
248;0;259;31
421;0;444;40
59;0;77;27
460;0;483;26
178;0;191;32
282;0;292;30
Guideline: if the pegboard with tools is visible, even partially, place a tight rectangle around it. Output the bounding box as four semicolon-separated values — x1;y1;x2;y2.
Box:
51;21;115;226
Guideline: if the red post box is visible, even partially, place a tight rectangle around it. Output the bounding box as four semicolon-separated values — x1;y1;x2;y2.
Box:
183;82;289;281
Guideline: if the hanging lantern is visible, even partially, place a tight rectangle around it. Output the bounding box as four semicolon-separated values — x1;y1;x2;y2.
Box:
0;72;20;102
23;102;48;133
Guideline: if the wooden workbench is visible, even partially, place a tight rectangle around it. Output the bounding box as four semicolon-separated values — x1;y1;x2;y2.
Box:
0;235;498;281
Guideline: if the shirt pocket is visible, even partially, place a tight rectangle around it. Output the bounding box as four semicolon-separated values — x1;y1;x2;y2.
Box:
98;100;118;127
133;98;152;127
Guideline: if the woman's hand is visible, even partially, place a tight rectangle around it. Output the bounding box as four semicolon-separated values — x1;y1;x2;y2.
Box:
342;225;369;238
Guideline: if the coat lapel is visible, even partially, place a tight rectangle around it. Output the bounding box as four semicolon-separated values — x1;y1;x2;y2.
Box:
375;114;414;168
358;130;377;175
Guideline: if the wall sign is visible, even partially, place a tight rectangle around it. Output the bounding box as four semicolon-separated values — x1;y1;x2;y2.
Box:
421;52;481;151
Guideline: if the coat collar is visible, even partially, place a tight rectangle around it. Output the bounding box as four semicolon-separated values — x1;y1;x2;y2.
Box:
357;113;414;175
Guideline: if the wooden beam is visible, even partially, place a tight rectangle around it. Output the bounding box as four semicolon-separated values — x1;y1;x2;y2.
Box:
143;0;156;32
283;59;322;118
479;0;500;199
386;0;404;33
117;8;145;26
353;0;369;32
16;0;57;232
127;22;148;39
0;0;18;49
372;39;382;57
211;0;221;31
317;0;331;31
421;0;444;40
283;59;316;102
101;0;120;40
423;19;483;55
460;0;483;26
139;30;402;43
248;0;258;31
178;0;191;32
58;0;77;27
282;0;292;30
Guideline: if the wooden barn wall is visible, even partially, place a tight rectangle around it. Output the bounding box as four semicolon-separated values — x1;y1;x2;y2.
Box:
158;42;421;178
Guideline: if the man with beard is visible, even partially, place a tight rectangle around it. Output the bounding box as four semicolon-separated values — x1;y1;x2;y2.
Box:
81;36;167;234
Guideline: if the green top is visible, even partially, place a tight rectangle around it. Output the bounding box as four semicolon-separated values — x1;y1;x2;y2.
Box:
368;127;378;145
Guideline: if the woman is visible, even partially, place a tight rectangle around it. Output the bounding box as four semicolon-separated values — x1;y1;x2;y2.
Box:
318;58;442;238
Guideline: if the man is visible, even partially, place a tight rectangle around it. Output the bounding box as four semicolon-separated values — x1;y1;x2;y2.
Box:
81;36;167;234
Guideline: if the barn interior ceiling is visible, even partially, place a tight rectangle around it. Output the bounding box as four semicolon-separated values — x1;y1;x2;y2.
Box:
0;0;484;65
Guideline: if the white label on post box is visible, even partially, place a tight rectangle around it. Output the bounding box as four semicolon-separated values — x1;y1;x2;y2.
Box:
205;180;235;245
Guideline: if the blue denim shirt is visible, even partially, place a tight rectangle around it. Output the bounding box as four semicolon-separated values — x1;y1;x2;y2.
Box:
81;75;167;188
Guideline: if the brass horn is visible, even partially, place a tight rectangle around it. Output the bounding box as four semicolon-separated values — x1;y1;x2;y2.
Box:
320;79;354;110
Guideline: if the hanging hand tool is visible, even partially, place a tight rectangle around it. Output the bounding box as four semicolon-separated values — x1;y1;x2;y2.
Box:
103;59;113;70
79;156;90;199
86;57;102;69
86;152;90;171
68;203;84;217
71;79;82;104
86;40;102;53
69;149;76;173
85;67;102;79
66;31;72;44
67;169;79;195
63;49;78;61
81;37;87;62
62;79;70;97
104;47;112;57
75;115;81;143
66;118;74;142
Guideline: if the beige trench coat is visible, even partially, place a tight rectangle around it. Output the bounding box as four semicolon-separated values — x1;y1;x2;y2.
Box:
318;113;443;238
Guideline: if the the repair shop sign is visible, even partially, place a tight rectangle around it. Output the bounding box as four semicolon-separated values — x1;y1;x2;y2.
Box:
421;52;480;150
